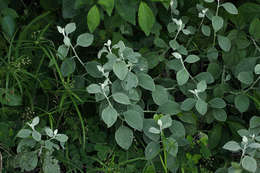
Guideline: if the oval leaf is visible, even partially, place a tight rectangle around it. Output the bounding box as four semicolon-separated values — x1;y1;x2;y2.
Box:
221;2;238;15
115;126;133;150
217;35;231;52
138;2;155;36
177;68;189;86
61;58;76;77
212;16;223;32
152;85;169;105
145;141;160;160
113;61;128;80
102;106;118;128
124;110;143;131
77;33;94;47
196;99;208;115
112;92;131;105
223;141;241;152
137;73;155;91
242;156;257;173
235;95;249;113
87;5;100;33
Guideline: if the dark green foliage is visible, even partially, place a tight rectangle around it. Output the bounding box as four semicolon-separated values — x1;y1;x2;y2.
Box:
1;0;260;172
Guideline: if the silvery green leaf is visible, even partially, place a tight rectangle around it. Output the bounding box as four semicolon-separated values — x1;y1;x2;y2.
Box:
160;115;172;129
63;36;71;46
201;24;211;36
254;64;260;74
124;110;143;131
45;127;54;137
177;68;189;86
115;126;133;150
204;0;214;3
169;120;186;139
213;108;227;122
152;85;169;105
85;61;103;78
182;29;191;35
235;95;249;113
137;73;155;91
43;156;60;173
102;106;118;128
195;72;215;84
196;99;208;115
209;98;226;109
149;127;161;134
128;88;141;101
169;40;180;50
19;151;38;171
45;140;54;150
212;16;223;32
31;117;40;127
181;98;196;111
237;129;249;137
172;52;182;59
217;35;231;52
197;80;207;92
158;101;181;115
17;129;32;138
112;40;126;53
77;33;94;47
221;2;238;15
87;84;101;94
121;72;138;90
57;45;69;60
113;61;128;80
185;55;200;63
145;141;160;160
32;131;41;141
143;119;160;141
223;141;241;152
248;143;260;149
112;92;131;105
242;156;257;173
55;134;68;143
65;23;76;35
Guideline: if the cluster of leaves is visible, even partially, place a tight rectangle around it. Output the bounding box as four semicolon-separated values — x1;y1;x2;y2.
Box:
13;117;68;173
1;0;260;172
223;116;260;173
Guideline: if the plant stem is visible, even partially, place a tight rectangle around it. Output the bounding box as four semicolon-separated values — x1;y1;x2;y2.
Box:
239;145;247;165
213;0;220;47
180;58;196;84
71;97;86;151
251;37;260;53
71;45;85;68
244;76;260;93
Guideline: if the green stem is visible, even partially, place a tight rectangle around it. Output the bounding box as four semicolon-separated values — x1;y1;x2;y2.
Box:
71;97;86;151
213;0;220;47
161;131;168;173
244;76;260;93
71;45;85;68
180;57;196;84
118;157;146;166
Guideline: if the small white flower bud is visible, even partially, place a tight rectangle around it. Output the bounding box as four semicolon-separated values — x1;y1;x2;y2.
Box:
242;136;248;143
157;119;162;127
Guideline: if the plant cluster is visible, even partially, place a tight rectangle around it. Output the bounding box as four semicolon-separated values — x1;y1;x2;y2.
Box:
1;0;260;172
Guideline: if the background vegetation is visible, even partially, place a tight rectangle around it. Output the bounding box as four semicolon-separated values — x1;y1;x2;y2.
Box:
1;0;260;172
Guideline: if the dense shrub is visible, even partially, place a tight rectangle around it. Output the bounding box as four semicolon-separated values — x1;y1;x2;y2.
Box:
1;0;260;172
